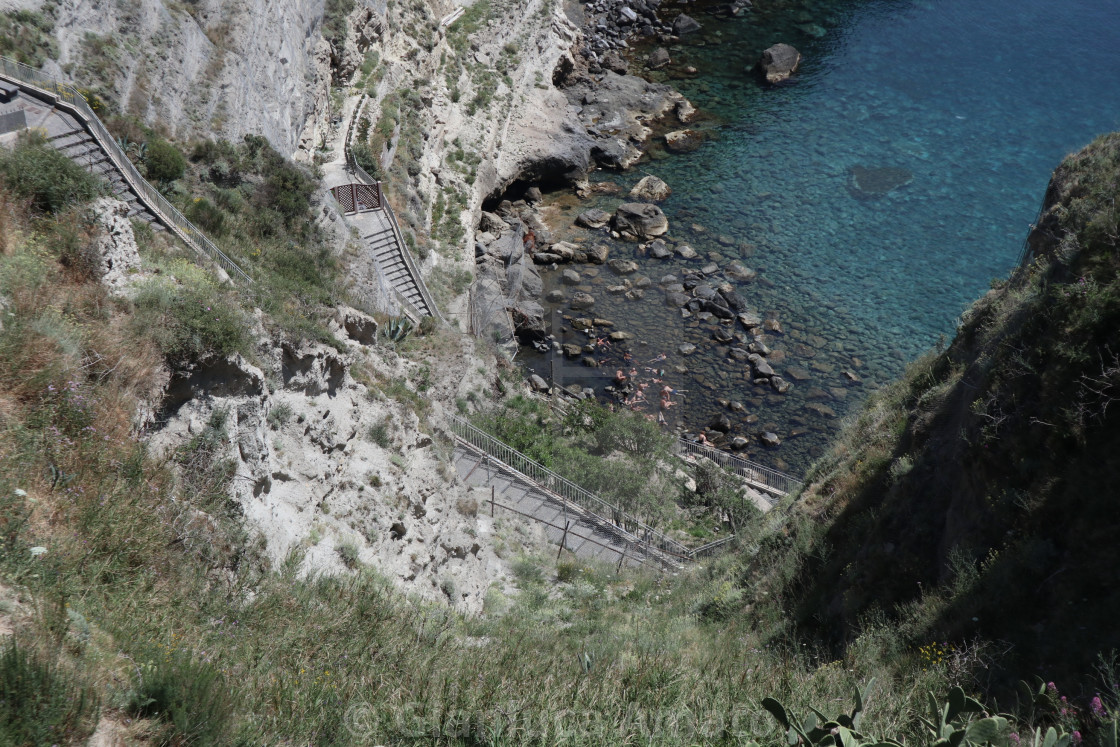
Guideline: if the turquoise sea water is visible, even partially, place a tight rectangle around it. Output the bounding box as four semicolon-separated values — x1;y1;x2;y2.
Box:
530;0;1120;471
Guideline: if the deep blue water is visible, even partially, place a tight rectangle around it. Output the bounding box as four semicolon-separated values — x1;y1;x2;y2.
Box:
532;0;1120;471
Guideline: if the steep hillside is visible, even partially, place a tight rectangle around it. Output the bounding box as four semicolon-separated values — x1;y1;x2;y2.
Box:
763;133;1120;690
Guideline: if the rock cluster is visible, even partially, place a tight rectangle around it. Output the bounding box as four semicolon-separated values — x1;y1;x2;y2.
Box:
578;0;677;55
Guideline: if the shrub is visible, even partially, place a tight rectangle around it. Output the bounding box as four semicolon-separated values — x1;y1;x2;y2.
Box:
131;274;250;361
0;133;101;213
128;651;234;746
145;139;187;184
337;541;360;569
253;154;314;228
266;402;293;428
367;418;391;447
351;142;381;179
0;638;98;745
322;0;355;47
186;195;226;236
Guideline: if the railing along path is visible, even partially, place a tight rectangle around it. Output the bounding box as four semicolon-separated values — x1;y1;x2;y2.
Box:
449;415;693;565
338;92;443;323
544;389;802;499
0;56;252;284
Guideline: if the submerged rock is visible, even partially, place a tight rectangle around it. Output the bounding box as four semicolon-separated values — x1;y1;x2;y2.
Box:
647;47;671;70
648;239;672;259
608;258;640;274
665;129;705;153
570;292;596;310
848;165;914;198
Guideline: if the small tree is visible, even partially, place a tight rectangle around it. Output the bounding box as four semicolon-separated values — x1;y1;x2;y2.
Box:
144;139;186;184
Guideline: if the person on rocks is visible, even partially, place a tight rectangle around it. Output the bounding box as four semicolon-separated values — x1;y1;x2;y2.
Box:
614;369;628;385
523;229;536;252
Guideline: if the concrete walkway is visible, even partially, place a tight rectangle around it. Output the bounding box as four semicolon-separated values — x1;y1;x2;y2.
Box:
0;89;160;225
453;444;656;569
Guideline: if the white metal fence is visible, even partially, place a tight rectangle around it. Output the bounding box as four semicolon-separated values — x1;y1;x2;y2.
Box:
0;56;252;284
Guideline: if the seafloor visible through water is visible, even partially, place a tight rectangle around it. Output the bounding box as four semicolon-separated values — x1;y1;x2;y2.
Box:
527;0;1120;473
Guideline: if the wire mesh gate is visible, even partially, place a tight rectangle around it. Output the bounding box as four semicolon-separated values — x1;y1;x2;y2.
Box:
330;182;382;214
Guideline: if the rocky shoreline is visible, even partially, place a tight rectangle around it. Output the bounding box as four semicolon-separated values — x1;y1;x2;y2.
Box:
471;0;836;457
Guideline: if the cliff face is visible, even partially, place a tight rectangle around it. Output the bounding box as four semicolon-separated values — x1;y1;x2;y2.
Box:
771;134;1120;686
22;0;332;155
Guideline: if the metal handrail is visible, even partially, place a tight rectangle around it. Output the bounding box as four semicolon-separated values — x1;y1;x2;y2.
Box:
0;56;252;284
675;439;800;499
688;536;737;559
546;387;801;498
449;415;692;561
342;89;443;323
381;198;444;322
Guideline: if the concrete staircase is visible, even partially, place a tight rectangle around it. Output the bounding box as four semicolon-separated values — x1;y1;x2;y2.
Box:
352;207;436;319
46;124;160;225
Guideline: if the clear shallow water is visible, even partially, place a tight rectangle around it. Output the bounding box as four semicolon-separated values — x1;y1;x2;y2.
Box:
530;0;1120;472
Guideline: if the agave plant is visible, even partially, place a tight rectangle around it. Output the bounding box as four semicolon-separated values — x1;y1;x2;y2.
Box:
383;316;413;343
755;681;1075;747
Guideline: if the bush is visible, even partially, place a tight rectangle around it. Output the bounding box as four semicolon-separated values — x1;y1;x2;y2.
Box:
145;139;187;184
0;638;98;745
367;418;391;447
0;133;102;213
128;651;234;746
337;541;360;569
253;154;313;228
132;274;250;361
322;0;355;47
350;141;381;179
186;196;226;236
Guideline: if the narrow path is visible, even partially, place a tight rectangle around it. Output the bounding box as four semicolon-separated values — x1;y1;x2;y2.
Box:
321;85;440;321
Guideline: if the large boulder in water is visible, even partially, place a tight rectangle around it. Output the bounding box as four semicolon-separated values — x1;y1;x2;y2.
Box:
611;202;669;240
647;47;671;70
672;13;702;35
665;129;705;153
630;175;672;202
758;43;801;84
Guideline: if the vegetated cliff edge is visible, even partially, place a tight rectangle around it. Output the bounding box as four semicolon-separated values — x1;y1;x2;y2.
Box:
763;134;1120;688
